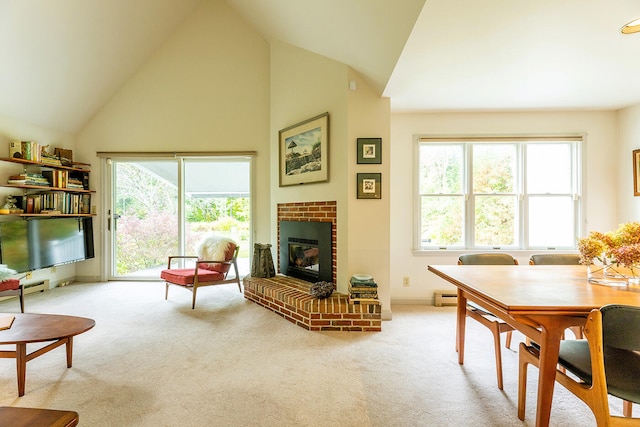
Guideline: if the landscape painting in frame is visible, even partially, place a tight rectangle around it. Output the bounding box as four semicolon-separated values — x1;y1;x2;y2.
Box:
279;112;329;186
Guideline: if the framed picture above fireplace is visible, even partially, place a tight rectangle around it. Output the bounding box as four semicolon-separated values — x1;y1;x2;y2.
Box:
279;112;329;187
357;173;381;199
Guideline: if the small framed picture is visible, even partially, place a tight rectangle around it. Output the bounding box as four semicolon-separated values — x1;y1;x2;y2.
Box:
357;138;381;164
357;173;381;199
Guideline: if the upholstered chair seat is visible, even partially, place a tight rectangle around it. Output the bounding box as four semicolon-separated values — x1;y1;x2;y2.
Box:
0;279;24;312
161;235;241;309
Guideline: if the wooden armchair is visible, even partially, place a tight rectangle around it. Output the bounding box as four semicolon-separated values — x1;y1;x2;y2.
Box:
457;253;518;390
161;236;241;309
518;305;640;425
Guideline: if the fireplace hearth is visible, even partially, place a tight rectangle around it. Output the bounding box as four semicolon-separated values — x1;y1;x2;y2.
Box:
242;201;381;331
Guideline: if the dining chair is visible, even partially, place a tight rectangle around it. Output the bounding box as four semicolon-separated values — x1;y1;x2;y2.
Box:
161;235;241;309
457;253;518;390
529;253;584;340
529;253;581;266
517;304;640;425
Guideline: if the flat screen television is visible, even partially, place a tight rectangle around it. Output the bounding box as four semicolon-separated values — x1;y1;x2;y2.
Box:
0;217;94;273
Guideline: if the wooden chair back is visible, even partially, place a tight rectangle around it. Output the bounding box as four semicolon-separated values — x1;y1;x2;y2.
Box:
529;254;581;265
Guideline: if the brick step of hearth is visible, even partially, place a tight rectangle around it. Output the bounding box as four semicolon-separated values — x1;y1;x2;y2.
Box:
243;275;381;331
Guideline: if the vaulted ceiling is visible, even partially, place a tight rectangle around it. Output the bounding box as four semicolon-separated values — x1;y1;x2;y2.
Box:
2;0;640;134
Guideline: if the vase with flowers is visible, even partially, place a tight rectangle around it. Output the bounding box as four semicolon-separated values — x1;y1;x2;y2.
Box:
577;222;640;285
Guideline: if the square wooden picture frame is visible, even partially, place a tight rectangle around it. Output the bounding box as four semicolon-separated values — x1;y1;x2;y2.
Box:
357;138;381;164
357;173;381;199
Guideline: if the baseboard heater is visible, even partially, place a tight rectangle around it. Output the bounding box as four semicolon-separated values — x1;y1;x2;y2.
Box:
434;290;457;307
0;279;48;304
24;279;49;295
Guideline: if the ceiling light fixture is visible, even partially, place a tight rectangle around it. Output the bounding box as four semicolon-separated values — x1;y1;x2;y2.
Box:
621;17;640;34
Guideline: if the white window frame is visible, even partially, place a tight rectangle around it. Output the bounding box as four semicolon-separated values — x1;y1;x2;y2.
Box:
414;135;583;252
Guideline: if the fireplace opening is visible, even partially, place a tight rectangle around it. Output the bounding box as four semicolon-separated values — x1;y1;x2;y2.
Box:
279;220;332;283
288;239;320;281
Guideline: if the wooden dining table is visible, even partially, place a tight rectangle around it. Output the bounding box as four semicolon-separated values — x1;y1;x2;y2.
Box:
427;264;640;427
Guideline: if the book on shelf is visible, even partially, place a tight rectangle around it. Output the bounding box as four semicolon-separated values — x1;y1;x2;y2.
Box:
349;286;378;294
80;194;91;214
40;156;62;166
349;279;377;288
349;285;378;292
25;196;34;214
10;172;45;178
19;140;42;162
7;179;27;185
349;289;378;295
8;173;50;186
69;170;89;189
349;291;378;298
42;170;69;188
348;297;379;304
349;294;378;301
9;141;22;159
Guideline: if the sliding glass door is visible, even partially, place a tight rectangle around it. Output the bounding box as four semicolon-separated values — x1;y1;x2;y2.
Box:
107;156;251;280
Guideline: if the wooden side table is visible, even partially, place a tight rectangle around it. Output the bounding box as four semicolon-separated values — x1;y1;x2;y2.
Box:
0;406;78;426
0;313;95;396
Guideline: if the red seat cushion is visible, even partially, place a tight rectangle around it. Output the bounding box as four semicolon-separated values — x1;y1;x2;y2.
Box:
160;268;225;286
0;279;20;292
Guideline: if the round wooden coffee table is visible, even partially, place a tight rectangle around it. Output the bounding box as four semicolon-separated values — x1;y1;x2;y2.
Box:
0;313;95;396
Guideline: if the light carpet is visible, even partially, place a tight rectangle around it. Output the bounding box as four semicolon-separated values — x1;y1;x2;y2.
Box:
0;281;628;426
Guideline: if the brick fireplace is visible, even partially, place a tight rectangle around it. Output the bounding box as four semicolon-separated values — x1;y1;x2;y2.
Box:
242;201;381;331
276;201;337;283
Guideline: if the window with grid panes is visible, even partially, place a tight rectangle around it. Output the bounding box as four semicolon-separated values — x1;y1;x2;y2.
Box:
416;136;581;250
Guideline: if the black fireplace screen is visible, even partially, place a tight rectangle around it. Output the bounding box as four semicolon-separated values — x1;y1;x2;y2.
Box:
279;220;332;283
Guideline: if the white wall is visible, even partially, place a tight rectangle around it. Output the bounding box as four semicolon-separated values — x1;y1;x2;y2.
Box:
390;111;619;304
76;0;271;280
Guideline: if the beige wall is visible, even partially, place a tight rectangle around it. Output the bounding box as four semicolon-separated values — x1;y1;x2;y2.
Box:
270;42;392;316
390;111;619;304
346;69;391;317
617;105;640;221
76;0;271;280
